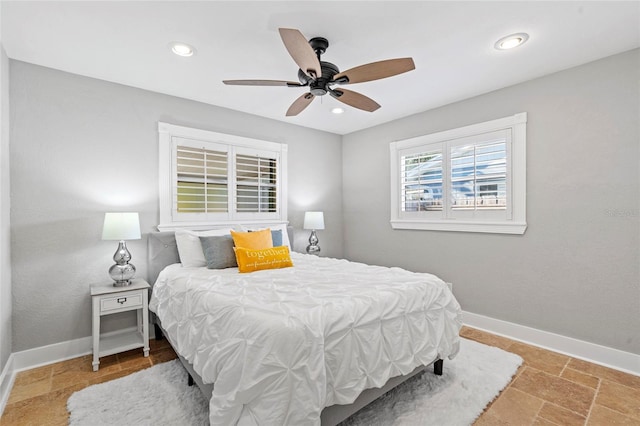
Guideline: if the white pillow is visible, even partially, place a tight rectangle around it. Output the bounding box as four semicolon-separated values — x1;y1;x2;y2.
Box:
240;223;291;250
175;228;233;267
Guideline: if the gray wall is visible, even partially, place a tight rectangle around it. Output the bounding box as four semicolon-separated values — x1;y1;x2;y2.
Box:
0;42;12;366
8;50;640;356
342;49;640;354
10;61;343;352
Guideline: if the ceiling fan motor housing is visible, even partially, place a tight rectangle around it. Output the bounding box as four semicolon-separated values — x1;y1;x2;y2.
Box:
308;61;340;96
293;37;340;96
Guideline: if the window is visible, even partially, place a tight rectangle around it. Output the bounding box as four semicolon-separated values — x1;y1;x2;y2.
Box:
235;151;278;213
175;144;228;214
390;113;526;234
158;123;287;230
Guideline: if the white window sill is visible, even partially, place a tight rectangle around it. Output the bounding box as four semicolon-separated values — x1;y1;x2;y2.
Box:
158;219;288;232
390;219;527;235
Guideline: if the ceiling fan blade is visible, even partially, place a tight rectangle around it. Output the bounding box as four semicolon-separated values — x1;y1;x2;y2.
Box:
223;79;303;87
333;58;415;84
286;93;315;116
278;28;322;79
330;88;380;112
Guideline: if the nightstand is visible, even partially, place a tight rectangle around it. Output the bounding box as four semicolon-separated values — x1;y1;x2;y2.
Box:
91;278;150;371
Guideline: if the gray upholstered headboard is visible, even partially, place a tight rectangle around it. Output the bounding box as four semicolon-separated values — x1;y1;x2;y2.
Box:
147;231;180;286
147;227;294;286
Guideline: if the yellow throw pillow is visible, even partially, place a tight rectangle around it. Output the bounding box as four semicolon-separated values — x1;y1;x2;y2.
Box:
235;246;293;273
230;228;273;250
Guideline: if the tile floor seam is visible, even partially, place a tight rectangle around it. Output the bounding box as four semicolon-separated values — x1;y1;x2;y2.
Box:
539;414;570;426
559;357;570;376
583;378;602;425
597;379;640;422
541;399;590;426
532;402;546;426
546;366;603;394
47;373;53;395
561;366;599;387
601;376;640;393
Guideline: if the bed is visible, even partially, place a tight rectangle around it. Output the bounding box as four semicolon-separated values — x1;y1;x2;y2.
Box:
147;229;462;425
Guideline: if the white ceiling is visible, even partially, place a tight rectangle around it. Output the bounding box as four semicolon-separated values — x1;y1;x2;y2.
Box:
2;1;639;135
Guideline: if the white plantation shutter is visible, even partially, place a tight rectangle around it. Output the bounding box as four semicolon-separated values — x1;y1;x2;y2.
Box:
235;153;278;213
449;132;508;213
175;145;228;213
400;149;443;213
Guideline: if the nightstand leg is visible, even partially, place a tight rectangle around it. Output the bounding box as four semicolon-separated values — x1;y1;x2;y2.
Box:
142;289;150;357
92;297;100;371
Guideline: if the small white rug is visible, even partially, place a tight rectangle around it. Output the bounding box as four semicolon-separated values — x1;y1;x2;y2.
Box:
67;338;522;426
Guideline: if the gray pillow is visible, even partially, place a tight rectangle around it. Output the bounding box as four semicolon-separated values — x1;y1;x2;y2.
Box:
199;235;237;269
271;229;283;247
248;229;283;246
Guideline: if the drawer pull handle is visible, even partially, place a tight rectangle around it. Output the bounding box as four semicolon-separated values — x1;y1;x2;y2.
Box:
117;297;127;304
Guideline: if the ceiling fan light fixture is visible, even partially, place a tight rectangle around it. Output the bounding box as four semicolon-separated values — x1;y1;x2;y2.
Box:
170;42;196;57
494;33;529;50
331;107;344;114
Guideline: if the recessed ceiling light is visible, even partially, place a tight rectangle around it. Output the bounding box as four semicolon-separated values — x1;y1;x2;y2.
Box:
170;42;196;57
331;107;344;114
494;33;529;50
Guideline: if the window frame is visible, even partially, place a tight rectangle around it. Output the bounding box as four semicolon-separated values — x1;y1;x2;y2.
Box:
390;113;527;234
158;122;288;231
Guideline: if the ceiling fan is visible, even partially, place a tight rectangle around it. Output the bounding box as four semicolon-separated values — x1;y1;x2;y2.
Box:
223;28;416;116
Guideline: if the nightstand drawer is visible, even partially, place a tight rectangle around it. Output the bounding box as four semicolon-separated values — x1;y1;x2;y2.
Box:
100;292;143;313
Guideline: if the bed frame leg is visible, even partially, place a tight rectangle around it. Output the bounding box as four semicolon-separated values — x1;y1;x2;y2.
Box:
154;323;164;340
434;359;443;376
188;373;194;387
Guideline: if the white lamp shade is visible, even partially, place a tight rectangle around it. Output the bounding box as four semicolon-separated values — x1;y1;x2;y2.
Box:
303;211;325;230
102;212;141;241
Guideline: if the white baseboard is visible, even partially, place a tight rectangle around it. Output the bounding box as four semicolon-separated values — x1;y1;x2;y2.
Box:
0;353;15;415
10;326;155;373
463;311;640;376
11;335;93;373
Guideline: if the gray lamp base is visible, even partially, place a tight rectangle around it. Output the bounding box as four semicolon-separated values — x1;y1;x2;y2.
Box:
306;230;321;255
109;240;136;286
109;263;136;286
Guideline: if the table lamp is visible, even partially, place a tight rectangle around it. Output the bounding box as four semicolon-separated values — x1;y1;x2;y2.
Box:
102;212;141;286
303;211;324;255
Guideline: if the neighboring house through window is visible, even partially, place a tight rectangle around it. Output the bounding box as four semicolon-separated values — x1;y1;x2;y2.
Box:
390;113;527;234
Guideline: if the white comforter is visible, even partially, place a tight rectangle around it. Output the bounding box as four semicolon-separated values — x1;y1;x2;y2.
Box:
149;252;462;426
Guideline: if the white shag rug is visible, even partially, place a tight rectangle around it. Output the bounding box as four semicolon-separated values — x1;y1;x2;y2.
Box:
67;338;522;426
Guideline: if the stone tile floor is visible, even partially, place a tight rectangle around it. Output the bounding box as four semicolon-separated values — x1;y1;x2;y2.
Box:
464;328;640;425
1;327;638;425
